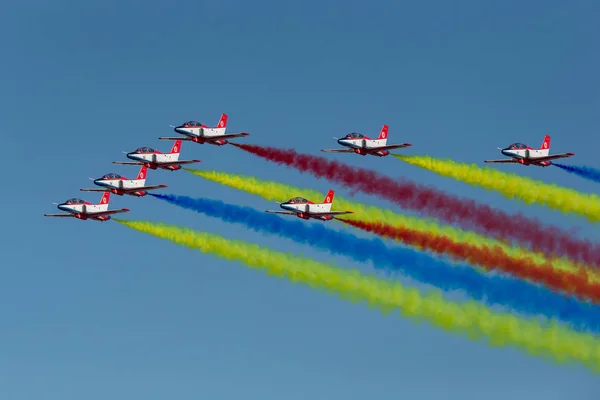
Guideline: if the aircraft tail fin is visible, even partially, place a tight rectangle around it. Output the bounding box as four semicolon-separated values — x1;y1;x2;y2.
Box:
216;113;228;129
136;165;148;181
377;125;389;144
98;191;111;205
322;189;334;211
539;135;551;155
169;139;182;154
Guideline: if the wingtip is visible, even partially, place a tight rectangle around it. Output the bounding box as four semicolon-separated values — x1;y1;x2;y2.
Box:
123;208;130;212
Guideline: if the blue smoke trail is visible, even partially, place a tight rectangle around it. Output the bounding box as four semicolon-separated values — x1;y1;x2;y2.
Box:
150;193;600;334
553;163;600;184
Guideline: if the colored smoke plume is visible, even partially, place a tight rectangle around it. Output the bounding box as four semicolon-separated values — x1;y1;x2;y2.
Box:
115;219;600;373
337;217;600;305
183;168;599;281
150;193;600;332
393;154;600;222
554;163;600;184
229;144;600;268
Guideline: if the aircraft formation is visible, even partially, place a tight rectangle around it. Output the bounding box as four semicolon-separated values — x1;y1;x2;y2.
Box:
44;113;575;221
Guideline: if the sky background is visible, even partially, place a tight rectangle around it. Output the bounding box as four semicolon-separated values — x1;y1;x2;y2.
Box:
2;0;600;398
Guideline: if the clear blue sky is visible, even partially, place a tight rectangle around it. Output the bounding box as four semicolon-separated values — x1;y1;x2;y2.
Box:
3;1;600;398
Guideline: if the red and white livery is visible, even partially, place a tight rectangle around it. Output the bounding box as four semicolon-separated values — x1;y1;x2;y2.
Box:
159;113;249;146
321;124;411;157
112;140;201;171
484;135;574;167
265;189;353;221
80;165;167;197
44;192;129;222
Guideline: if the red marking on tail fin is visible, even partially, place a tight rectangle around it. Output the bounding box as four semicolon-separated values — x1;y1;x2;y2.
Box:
540;135;551;150
170;139;182;154
217;113;228;128
377;125;389;140
323;189;334;204
137;165;147;180
99;191;110;205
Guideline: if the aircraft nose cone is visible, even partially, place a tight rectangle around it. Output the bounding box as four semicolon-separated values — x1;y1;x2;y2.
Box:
337;139;344;145
93;179;101;185
57;204;67;211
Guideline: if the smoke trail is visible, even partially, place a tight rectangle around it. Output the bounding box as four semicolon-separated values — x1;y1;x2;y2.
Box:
150;192;600;333
183;168;600;282
229;144;600;267
554;163;600;184
335;217;600;305
115;219;600;372
393;155;600;221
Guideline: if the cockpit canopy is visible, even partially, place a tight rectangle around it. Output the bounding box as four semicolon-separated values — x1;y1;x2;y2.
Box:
182;121;202;128
344;132;365;139
134;147;155;153
100;173;122;180
65;198;85;205
507;143;527;150
287;197;309;204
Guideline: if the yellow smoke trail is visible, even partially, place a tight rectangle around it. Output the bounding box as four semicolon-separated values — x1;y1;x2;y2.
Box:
184;168;599;283
115;219;600;372
393;154;600;222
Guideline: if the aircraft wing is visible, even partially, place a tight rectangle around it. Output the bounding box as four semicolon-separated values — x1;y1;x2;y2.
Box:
44;213;75;217
320;149;355;153
265;210;297;215
173;159;201;165
309;211;354;216
80;188;110;192
88;208;130;216
159;136;193;141
484;159;519;164
212;132;249;140
112;161;143;165
533;152;575;161
131;184;168;191
370;143;412;151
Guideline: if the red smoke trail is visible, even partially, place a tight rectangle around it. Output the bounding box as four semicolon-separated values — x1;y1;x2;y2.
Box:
337;218;600;304
231;143;600;268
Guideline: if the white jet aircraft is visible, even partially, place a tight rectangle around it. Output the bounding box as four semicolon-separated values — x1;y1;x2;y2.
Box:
159;113;249;146
112;140;201;171
44;192;129;221
321;124;411;157
484;135;574;167
80;165;167;197
265;189;353;221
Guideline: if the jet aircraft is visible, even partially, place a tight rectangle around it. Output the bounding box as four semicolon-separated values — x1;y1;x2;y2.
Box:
112;139;200;171
44;192;129;221
80;165;167;197
484;135;574;167
321;124;411;157
159;113;249;146
265;189;353;220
